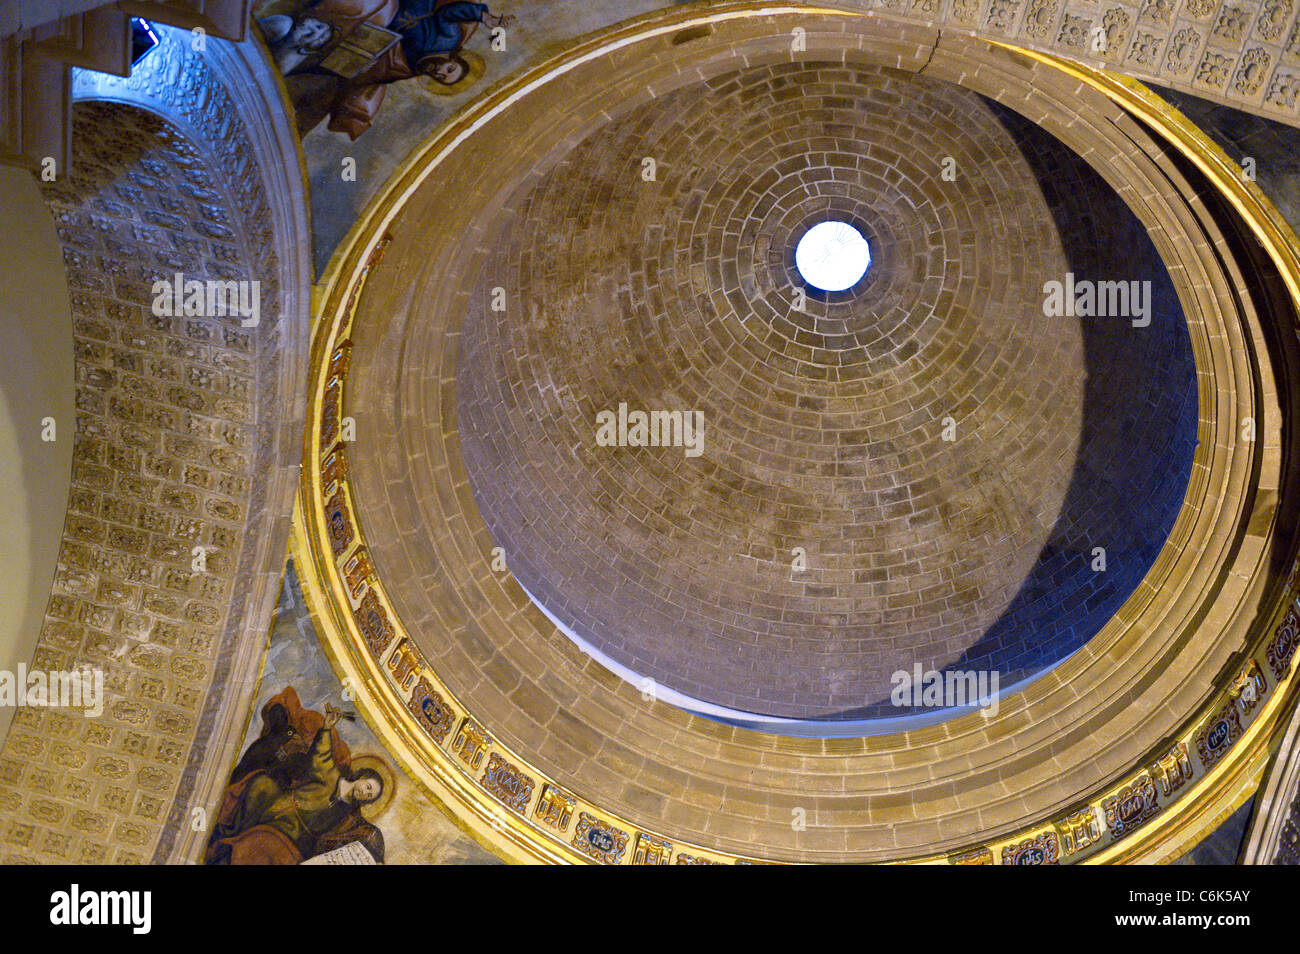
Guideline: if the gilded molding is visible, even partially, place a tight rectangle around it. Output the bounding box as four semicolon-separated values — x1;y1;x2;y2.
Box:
292;5;1300;864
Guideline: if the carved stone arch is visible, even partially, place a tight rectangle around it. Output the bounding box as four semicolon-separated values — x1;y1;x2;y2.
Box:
0;23;309;864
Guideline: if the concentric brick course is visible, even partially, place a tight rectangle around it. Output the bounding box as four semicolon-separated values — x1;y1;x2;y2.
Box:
338;13;1281;861
456;62;1198;720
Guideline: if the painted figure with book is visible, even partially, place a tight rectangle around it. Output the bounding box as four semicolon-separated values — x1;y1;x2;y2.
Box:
205;686;395;864
256;0;514;138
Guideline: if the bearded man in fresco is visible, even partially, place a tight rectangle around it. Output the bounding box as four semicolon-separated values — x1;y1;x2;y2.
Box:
271;0;514;138
390;0;514;87
205;688;386;864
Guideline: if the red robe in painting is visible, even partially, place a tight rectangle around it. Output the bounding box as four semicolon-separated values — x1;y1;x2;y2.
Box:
284;0;484;138
204;688;383;864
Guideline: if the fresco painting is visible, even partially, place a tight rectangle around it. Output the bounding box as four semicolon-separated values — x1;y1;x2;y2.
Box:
253;0;677;273
210;562;501;864
206;687;391;864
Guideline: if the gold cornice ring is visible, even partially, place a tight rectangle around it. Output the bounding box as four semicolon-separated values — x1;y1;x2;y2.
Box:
294;4;1300;864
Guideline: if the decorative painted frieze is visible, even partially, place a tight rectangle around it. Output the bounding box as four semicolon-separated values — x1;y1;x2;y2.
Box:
1267;605;1299;679
482;753;535;813
535;783;577;832
1195;700;1244;768
408;676;455;744
325;490;354;557
356;589;395;657
322;444;348;496
342;548;374;602
451;718;491;770
633;832;674;865
1103;774;1160;837
572;812;629;864
1230;659;1268;716
1001;831;1060;865
1149;741;1194;797
386;638;421;692
1056;807;1102;855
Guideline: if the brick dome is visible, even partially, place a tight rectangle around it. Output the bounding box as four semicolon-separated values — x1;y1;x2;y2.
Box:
456;62;1198;723
318;10;1296;863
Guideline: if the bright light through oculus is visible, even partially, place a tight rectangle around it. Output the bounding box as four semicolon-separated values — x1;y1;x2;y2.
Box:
795;221;871;292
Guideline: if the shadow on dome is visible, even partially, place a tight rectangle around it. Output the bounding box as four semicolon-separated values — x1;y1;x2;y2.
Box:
814;101;1199;726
